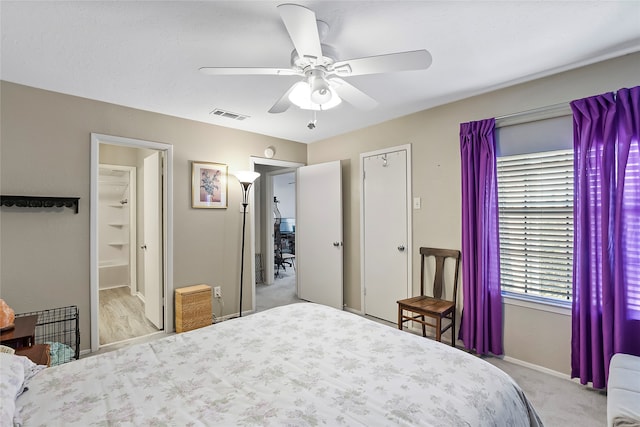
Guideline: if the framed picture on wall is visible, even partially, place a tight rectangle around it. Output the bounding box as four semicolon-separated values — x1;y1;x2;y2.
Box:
191;161;228;209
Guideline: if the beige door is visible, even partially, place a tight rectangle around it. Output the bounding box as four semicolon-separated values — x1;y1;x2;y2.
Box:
362;147;411;322
296;161;343;309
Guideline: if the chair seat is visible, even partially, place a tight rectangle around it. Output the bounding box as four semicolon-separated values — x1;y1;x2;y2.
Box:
398;296;455;316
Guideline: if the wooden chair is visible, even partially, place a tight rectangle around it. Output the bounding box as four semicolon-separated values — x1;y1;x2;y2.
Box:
397;247;461;346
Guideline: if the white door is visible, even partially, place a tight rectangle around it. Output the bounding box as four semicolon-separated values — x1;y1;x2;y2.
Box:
143;152;163;329
362;148;411;322
297;161;343;309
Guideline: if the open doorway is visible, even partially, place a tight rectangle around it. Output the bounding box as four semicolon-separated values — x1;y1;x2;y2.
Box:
97;163;159;345
251;158;304;313
90;134;174;353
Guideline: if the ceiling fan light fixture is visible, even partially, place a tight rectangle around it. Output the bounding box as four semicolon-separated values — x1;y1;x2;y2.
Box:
288;81;341;111
310;75;332;104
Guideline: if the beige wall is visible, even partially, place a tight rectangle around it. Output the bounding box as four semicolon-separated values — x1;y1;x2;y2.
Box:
0;82;306;350
308;52;640;374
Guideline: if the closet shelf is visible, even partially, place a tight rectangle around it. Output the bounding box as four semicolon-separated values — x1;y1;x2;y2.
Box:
0;195;79;214
99;261;128;268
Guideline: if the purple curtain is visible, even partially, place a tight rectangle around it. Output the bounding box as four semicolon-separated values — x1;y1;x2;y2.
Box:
571;86;640;389
459;118;504;355
614;87;640;359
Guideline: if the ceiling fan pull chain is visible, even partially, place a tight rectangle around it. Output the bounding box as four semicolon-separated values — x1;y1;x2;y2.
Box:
308;110;317;130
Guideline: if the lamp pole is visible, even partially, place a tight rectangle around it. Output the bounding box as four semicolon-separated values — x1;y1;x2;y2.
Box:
238;185;249;317
233;171;260;317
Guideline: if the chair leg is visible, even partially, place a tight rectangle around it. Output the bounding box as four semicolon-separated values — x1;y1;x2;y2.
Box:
435;317;442;342
421;315;426;337
451;315;456;347
397;307;403;330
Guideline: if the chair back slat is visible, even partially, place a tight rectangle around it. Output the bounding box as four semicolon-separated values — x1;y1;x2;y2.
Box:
419;247;461;302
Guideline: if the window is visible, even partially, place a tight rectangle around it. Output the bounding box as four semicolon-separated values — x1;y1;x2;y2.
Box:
496;149;574;302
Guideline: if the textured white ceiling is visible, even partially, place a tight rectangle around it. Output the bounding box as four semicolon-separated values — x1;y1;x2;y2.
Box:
1;1;639;143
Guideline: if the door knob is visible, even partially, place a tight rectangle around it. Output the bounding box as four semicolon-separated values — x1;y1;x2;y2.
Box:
333;242;342;247
141;245;147;250
397;245;405;252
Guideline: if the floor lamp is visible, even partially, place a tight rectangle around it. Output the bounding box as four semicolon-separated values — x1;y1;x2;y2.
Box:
232;171;260;317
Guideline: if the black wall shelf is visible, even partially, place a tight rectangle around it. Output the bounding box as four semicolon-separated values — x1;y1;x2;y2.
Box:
0;195;80;214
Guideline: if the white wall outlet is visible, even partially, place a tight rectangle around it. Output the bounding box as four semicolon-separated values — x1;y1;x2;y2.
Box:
413;197;421;209
214;286;222;298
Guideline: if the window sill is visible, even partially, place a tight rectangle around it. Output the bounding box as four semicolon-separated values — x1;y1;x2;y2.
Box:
502;293;572;316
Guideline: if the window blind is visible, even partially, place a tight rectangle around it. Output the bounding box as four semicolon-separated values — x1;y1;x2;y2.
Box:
496;149;574;301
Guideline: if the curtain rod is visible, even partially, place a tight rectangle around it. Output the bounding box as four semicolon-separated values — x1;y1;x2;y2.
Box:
495;101;572;128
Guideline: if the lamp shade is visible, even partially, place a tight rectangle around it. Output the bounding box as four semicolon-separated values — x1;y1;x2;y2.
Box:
289;81;342;111
232;171;260;184
310;75;332;104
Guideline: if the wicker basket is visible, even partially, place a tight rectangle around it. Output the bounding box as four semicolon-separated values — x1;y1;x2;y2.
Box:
175;285;212;333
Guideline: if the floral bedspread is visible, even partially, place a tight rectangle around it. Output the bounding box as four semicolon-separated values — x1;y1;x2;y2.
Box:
16;303;542;426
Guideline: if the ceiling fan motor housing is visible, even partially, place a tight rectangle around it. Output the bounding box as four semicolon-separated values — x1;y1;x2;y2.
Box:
290;44;338;72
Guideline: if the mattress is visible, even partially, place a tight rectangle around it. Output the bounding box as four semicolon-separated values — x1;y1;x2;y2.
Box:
15;303;542;426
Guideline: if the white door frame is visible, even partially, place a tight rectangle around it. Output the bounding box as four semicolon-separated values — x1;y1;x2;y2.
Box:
249;157;305;312
360;144;413;315
90;133;174;352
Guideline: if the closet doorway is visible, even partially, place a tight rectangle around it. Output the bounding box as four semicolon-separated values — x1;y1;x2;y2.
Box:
98;164;150;345
90;133;174;352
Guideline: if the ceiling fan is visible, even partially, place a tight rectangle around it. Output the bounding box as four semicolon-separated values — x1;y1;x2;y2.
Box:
199;3;432;114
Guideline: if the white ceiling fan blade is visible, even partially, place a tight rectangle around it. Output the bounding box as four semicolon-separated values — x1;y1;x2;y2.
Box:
268;82;298;114
330;78;378;110
277;4;323;62
333;50;432;77
199;67;300;76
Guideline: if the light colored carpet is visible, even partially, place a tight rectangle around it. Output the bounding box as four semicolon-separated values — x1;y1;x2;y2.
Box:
255;266;302;312
99;286;160;345
484;357;606;427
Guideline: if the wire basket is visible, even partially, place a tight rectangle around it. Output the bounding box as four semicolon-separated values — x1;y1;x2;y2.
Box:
15;305;80;362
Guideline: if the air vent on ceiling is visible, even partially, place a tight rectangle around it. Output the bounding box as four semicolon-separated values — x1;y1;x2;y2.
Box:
210;108;249;121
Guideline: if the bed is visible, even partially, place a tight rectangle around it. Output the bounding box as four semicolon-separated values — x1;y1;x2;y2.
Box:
6;303;542;426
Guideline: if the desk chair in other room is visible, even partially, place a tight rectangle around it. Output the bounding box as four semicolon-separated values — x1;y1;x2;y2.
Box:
397;247;461;346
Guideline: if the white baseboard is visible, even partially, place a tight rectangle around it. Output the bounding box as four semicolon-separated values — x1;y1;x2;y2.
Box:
344;306;363;315
500;355;571;381
215;311;254;323
99;284;129;291
136;292;145;304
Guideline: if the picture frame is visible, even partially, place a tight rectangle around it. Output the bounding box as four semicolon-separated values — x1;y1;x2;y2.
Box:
191;161;228;209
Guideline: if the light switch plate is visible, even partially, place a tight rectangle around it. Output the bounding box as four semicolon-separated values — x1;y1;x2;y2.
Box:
413;197;421;209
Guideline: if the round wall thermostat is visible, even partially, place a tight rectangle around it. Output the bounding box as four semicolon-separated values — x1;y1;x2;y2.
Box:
264;146;275;159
